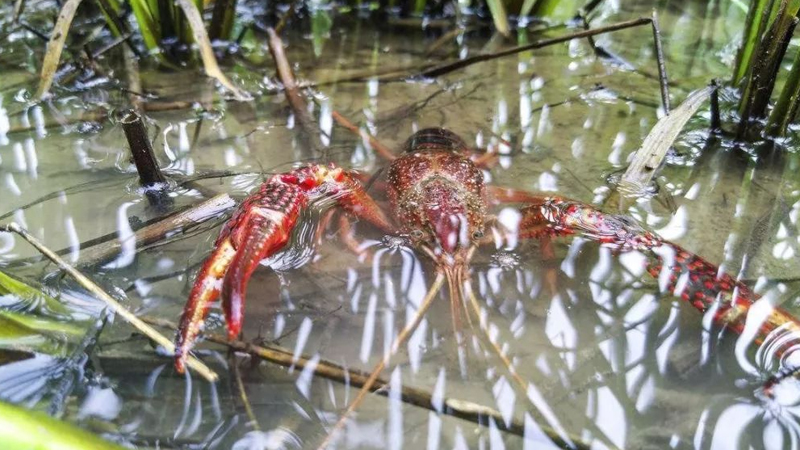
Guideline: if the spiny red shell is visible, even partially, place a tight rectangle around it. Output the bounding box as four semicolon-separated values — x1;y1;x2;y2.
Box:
386;128;486;253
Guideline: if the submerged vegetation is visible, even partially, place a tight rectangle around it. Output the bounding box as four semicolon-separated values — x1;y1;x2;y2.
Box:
4;0;800;448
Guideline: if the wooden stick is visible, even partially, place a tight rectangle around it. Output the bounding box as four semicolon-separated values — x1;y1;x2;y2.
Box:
266;27;325;156
650;10;670;114
77;193;234;268
0;222;218;382
330;111;397;161
141;316;536;439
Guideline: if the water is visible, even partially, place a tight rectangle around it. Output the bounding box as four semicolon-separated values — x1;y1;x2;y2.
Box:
2;0;800;449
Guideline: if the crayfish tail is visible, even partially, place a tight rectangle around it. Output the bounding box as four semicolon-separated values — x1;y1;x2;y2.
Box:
175;239;236;373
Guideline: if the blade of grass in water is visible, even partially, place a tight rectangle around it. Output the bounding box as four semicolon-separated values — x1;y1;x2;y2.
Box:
35;0;84;99
731;0;770;85
0;270;70;316
486;0;510;37
0;400;127;450
174;0;250;100
766;48;800;136
311;8;333;57
129;0;160;51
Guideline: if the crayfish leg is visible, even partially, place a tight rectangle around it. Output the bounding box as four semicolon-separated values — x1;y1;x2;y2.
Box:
175;239;236;373
517;198;800;370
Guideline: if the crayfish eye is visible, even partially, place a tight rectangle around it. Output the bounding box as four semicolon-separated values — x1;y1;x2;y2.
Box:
410;230;425;239
472;230;485;240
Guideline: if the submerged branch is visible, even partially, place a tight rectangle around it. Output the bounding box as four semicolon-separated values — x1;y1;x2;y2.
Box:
0;223;218;382
120;110;172;208
76;193;235;268
416;17;651;78
142;316;544;442
266;27;325;156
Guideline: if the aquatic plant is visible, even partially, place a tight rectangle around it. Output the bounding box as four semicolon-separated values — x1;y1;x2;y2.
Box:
733;0;800;137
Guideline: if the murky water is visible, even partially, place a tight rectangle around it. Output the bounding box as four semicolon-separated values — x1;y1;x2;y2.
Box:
3;0;800;449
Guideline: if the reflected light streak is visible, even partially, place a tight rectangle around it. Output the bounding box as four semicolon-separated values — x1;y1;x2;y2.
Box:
735;289;783;376
492;376;516;427
426;412;441;450
64;216;80;263
295;353;320;398
102;201;137;269
488;417;506;450
290;317;313;371
387;367;403;450
23;139;38;179
360;293;378;363
383;309;395;361
594;386;626;449
654;204;688;241
78;386;122;421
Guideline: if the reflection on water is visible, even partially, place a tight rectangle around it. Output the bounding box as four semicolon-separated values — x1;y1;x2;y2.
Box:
2;0;800;449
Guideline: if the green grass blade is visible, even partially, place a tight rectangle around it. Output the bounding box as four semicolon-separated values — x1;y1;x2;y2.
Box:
312;8;333;57
0;400;127;450
766;48;800;136
129;0;161;52
732;0;770;85
486;0;510;37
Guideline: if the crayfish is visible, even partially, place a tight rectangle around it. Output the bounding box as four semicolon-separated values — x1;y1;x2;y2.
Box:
173;128;800;446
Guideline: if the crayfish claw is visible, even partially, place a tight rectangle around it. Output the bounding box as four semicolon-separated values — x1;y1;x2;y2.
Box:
175;239;236;374
221;212;292;341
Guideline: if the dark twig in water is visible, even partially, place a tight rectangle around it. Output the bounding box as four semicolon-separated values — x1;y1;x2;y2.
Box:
273;0;299;34
0;223;218;382
416;17;651;78
120;111;166;187
650;10;670;114
208;0;237;41
710;80;721;133
266;27;325;157
577;0;605;18
141;317;552;443
120;110;173;209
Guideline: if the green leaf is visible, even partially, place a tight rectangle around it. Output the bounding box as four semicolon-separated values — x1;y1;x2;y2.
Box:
0;400;127;450
312;9;333;58
0;270;70;317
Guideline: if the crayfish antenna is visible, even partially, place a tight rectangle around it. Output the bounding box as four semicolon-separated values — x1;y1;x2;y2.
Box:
462;278;575;449
316;272;446;450
175;239;236;373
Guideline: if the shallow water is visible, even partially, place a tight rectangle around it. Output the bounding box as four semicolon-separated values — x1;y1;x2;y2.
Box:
2;0;800;449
